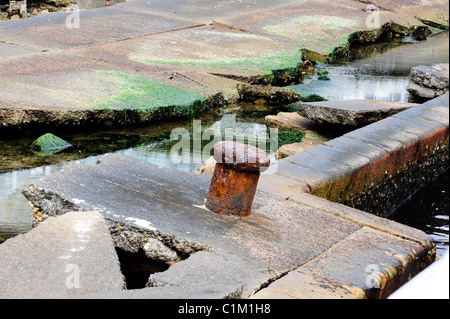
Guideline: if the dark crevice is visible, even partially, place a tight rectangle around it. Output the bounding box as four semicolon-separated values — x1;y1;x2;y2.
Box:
115;247;170;290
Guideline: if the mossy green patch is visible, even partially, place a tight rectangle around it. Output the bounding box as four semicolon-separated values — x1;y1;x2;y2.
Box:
144;50;303;76
263;16;358;55
277;128;305;148
31;133;72;156
92;71;206;117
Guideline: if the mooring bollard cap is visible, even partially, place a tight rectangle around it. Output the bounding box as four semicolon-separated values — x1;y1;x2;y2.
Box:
213;141;270;174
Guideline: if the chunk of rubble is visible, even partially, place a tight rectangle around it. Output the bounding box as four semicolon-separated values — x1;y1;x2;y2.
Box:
407;64;449;100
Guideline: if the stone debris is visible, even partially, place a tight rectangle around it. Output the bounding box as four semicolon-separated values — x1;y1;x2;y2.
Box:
407;64;449;100
237;84;302;105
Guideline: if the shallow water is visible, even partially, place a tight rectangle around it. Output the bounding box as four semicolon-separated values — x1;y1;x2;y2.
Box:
1;33;449;249
290;32;449;102
390;172;449;257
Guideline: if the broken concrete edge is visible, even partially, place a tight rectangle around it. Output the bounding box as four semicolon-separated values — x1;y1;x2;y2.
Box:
302;21;440;64
0;92;227;137
251;226;434;300
19;155;438;299
81;283;245;299
22;184;209;262
0;211;127;299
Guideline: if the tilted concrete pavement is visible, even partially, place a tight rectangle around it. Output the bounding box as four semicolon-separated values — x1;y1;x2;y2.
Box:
0;211;125;298
1;0;449;131
16;152;434;299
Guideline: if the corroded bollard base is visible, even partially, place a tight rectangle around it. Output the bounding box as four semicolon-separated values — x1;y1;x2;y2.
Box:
206;163;260;218
205;141;270;218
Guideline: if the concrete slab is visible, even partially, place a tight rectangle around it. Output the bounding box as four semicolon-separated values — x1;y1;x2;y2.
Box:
20;152;435;298
221;0;436;59
0;7;200;50
116;0;302;23
407;64;449;99
0;211;125;299
297;100;417;127
269;95;449;214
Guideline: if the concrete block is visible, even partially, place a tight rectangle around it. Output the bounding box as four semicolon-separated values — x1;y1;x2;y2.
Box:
0;211;125;298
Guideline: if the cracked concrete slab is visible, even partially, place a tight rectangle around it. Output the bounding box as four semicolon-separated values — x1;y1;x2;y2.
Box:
19;151;435;298
0;211;125;299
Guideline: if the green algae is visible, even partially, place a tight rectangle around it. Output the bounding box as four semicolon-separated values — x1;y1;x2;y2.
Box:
92;71;206;117
31;133;72;156
277;128;305;148
143;51;302;79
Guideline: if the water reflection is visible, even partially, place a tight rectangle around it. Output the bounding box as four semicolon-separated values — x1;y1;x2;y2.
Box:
290;32;449;102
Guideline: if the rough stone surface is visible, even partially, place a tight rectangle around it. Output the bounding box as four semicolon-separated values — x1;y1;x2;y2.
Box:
277;139;325;159
143;238;180;262
407;64;449;99
237;84;301;105
0;211;125;298
265;112;320;132
297;99;417;127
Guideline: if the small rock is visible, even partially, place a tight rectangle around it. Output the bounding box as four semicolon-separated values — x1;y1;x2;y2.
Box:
195;156;217;176
31;133;72;156
143;238;179;263
407;64;449;100
277;139;325;159
237;84;301;105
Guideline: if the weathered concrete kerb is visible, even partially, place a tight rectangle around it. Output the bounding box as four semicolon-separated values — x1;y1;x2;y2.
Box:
260;94;449;217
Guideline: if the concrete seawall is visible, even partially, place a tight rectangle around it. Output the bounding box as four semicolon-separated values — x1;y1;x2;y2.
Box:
259;94;449;217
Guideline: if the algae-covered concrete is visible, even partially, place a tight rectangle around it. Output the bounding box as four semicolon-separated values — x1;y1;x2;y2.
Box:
1;0;449;134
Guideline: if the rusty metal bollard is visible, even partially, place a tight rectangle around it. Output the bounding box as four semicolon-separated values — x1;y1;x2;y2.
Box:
205;141;270;218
